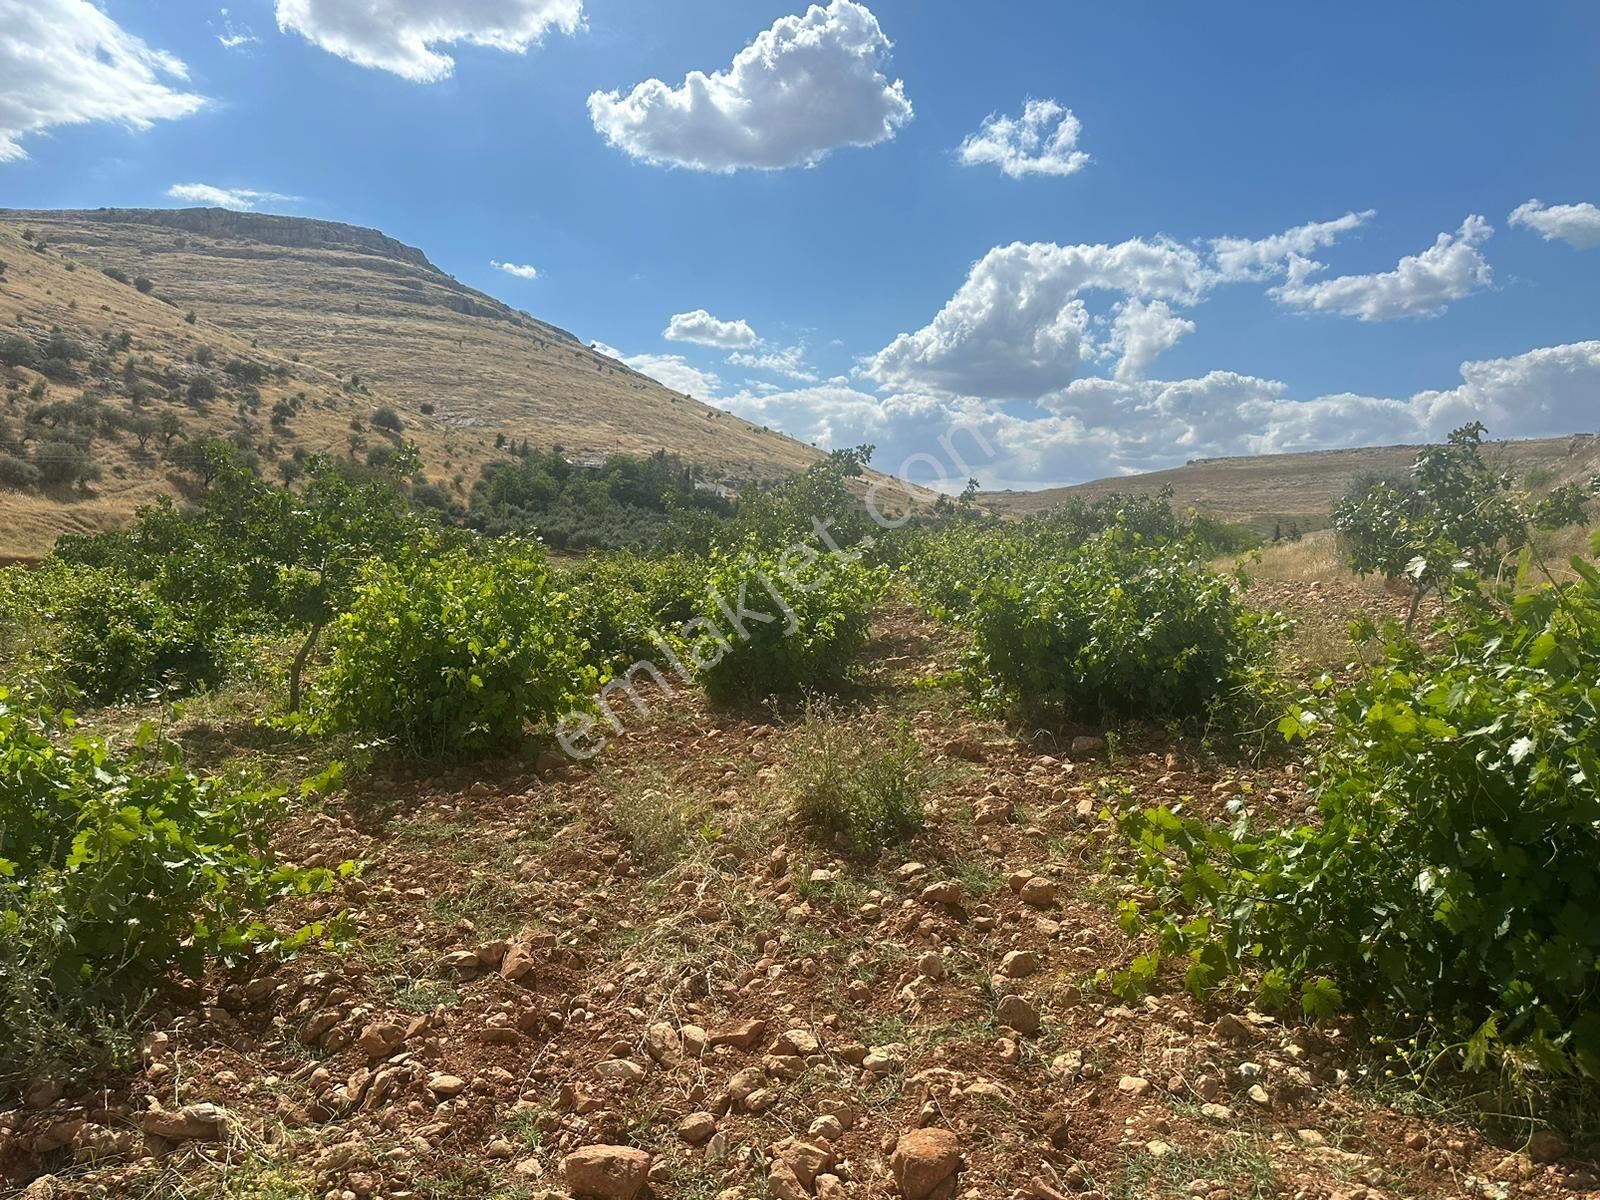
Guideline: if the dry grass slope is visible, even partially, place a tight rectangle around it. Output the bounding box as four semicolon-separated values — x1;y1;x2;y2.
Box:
983;435;1600;534
0;207;830;557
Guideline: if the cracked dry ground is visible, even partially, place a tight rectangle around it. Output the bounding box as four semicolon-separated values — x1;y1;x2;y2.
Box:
4;588;1593;1200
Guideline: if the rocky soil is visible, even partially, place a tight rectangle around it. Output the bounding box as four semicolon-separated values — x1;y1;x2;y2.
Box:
1;588;1591;1200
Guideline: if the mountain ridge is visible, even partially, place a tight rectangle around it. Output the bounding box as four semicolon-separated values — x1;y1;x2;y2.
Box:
0;207;834;556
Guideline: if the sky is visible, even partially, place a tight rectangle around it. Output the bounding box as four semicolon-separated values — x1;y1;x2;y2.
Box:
1;0;1597;490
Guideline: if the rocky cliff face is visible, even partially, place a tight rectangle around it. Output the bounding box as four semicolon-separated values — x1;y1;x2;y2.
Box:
73;207;440;272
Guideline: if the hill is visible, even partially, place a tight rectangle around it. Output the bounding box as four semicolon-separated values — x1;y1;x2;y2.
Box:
0;207;826;558
981;434;1600;534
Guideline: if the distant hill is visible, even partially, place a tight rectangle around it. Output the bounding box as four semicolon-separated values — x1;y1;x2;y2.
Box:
0;207;828;557
980;435;1600;534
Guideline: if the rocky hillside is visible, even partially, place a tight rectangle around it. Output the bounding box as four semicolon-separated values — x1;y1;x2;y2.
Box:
982;435;1600;535
0;208;824;557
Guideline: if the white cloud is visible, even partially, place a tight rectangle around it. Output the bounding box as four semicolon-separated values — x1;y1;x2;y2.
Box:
863;238;1210;399
716;341;1600;490
492;260;539;280
216;12;258;50
587;0;912;172
1509;199;1600;250
957;98;1089;179
593;342;721;398
167;183;296;211
1272;215;1493;320
0;0;204;163
1412;340;1600;437
274;0;583;83
664;309;759;348
1210;210;1375;282
1108;299;1194;382
728;344;818;382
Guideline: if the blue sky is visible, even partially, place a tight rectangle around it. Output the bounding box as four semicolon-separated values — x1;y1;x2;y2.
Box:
2;0;1597;488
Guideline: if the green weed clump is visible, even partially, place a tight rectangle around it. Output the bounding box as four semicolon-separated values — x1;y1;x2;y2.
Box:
785;705;927;853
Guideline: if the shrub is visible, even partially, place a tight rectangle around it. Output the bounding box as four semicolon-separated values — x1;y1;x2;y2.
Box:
32;440;97;488
562;552;708;669
695;540;885;702
134;276;154;294
36;357;79;384
224;358;268;385
371;406;405;433
0;454;39;490
0;335;36;368
310;547;598;758
786;705;926;852
0;687;328;1081
42;333;84;362
964;529;1282;727
31;565;227;702
1113;549;1600;1079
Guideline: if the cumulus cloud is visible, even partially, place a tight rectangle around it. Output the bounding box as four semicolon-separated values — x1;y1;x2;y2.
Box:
716;341;1600;490
958;98;1089;179
863;238;1210;399
167;183;296;211
492;260;539;280
0;0;204;162
587;0;912;171
1210;210;1375;282
1412;340;1600;436
664;309;759;348
1272;215;1494;320
1108;299;1194;382
1509;199;1600;250
274;0;583;83
593;342;722;399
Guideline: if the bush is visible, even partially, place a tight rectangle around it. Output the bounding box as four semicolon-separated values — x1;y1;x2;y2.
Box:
0;687;327;1081
371;406;405;433
695;540;884;702
310;547;598;758
1113;547;1600;1078
786;705;926;852
562;552;709;669
964;529;1281;726
32;440;97;488
0;335;36;368
43;333;84;362
30;565;227;702
0;454;39;490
